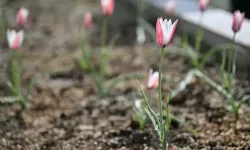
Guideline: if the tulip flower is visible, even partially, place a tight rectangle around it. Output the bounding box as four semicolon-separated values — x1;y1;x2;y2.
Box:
101;0;114;16
165;0;176;16
16;8;29;26
83;12;92;29
147;69;159;90
232;10;245;33
156;18;178;47
7;30;24;50
199;0;210;12
136;16;178;150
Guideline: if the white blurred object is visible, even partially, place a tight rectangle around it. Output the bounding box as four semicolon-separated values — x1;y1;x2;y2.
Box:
165;0;176;15
134;99;142;111
136;26;146;44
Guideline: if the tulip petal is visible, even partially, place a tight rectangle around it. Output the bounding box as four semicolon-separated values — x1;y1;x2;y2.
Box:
101;0;114;16
6;29;24;50
18;30;24;47
199;0;210;12
232;10;245;32
147;71;159;89
156;18;164;47
167;19;178;45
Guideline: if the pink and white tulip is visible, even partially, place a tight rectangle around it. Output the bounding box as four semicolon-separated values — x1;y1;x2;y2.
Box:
7;30;24;50
16;8;29;26
199;0;210;12
165;0;176;16
156;18;178;47
101;0;114;16
147;69;159;90
232;10;245;33
83;12;93;29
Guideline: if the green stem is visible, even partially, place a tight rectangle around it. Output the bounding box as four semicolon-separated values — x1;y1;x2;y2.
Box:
229;33;237;114
227;33;236;113
221;48;227;87
228;33;236;75
99;17;108;95
159;47;165;143
10;50;24;108
162;138;167;150
194;12;204;69
196;12;204;52
0;10;6;40
78;29;89;70
101;17;108;48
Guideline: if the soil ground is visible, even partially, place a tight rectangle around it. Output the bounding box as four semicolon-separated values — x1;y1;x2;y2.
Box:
0;0;250;150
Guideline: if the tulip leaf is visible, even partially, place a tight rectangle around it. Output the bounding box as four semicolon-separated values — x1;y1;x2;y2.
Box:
105;74;143;95
165;106;172;131
137;17;156;42
235;95;250;113
6;80;16;95
136;79;161;138
24;75;38;104
0;96;21;103
165;89;172;132
145;108;161;138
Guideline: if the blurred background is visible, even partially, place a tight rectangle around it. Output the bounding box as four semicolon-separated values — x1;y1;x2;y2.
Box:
213;0;249;18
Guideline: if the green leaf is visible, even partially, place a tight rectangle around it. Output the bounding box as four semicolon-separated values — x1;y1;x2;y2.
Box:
166;88;172;103
77;45;104;96
182;34;189;49
9;51;21;97
6;80;16;95
136;79;161;138
165;89;172;131
235;95;250;113
199;43;246;69
0;96;21;103
108;34;120;49
105;74;143;95
23;75;38;104
135;109;147;130
145;108;161;138
77;53;89;71
137;17;156;42
165;106;172;131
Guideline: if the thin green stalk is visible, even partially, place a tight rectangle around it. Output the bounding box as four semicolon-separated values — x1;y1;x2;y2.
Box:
227;33;236;75
0;10;6;40
10;51;24;108
78;30;89;70
99;17;108;95
222;33;236;114
158;47;165;147
195;12;204;54
193;12;204;69
221;49;227;88
101;17;108;48
162;138;167;150
10;51;20;96
229;33;237;116
163;104;170;150
100;17;108;74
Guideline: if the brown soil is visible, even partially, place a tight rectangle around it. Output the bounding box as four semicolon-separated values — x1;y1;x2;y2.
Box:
0;0;250;150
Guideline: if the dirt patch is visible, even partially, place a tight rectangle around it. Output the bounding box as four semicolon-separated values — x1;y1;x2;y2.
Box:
0;0;250;150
